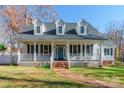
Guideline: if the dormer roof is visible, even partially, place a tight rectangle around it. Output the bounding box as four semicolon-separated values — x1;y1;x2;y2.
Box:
55;18;65;25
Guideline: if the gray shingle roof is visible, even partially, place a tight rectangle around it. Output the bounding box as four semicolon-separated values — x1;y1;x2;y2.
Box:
18;19;107;41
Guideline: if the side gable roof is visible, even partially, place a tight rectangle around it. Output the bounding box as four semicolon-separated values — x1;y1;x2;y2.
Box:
19;19;107;41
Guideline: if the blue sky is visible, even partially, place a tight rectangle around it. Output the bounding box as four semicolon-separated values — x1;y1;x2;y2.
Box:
54;5;124;33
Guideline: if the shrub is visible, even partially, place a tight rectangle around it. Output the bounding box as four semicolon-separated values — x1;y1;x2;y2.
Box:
0;44;6;52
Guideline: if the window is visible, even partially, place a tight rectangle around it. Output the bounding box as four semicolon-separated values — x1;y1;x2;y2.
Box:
36;44;38;54
37;26;40;33
104;48;107;55
31;45;34;54
49;45;51;54
82;45;85;56
73;45;77;54
78;45;80;53
111;48;113;55
104;48;113;56
40;45;43;54
107;49;109;55
91;44;93;56
70;45;80;55
58;26;62;33
27;44;30;54
70;45;72;54
40;44;51;54
86;45;90;55
80;26;84;33
44;45;48;54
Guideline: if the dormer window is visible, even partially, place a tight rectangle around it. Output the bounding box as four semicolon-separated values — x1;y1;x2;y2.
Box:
58;26;63;33
37;26;40;33
55;19;65;35
33;19;46;35
77;19;88;35
80;26;84;33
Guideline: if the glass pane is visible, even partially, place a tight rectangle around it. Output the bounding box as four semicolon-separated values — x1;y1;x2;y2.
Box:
73;45;77;54
37;26;40;33
111;48;113;55
49;45;51;54
70;45;72;54
27;44;30;54
86;45;90;55
40;45;43;54
80;26;84;33
82;45;85;56
59;26;62;33
36;44;38;54
107;49;109;55
31;45;34;54
78;45;80;53
104;48;106;56
44;45;48;54
91;44;93;56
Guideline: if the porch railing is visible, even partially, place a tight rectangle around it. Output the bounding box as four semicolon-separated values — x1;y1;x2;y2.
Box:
70;54;100;61
20;53;51;61
20;53;100;61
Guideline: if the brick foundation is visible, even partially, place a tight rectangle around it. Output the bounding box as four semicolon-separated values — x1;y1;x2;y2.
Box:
52;61;68;69
103;60;112;66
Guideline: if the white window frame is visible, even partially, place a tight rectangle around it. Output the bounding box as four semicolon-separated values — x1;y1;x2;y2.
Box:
70;44;80;56
104;48;113;56
77;24;87;35
40;44;51;55
34;25;43;35
56;24;65;35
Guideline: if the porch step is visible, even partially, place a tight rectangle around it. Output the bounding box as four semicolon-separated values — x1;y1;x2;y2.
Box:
52;61;68;69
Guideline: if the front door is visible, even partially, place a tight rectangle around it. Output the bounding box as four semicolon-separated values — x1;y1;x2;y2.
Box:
58;47;64;60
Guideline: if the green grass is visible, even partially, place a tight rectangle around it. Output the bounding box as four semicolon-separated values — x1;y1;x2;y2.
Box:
71;64;124;85
0;66;94;88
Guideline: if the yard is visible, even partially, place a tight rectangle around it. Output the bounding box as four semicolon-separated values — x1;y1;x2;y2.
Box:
0;66;92;88
71;63;124;85
0;62;124;88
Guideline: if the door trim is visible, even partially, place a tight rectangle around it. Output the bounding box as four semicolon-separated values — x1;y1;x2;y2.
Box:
55;45;66;60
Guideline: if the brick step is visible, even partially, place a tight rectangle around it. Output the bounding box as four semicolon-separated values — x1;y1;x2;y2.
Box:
53;61;68;69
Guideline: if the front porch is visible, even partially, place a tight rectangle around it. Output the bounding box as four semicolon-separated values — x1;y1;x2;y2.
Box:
17;40;102;68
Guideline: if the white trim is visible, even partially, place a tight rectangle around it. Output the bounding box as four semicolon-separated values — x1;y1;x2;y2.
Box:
17;49;20;63
77;23;87;35
50;41;54;69
56;24;65;35
55;45;66;60
84;44;86;62
33;42;36;62
67;41;70;69
55;19;65;35
34;25;42;35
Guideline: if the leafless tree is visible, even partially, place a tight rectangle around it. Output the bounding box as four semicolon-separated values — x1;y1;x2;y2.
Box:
0;5;58;55
105;21;124;61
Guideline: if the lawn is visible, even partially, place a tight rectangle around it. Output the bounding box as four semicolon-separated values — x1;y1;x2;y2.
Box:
71;64;124;85
0;66;93;88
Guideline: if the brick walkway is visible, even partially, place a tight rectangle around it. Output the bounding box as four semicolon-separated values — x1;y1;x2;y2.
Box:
54;69;124;88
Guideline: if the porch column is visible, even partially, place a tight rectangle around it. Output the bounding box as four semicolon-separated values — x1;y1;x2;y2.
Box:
34;42;36;62
50;41;54;69
90;44;92;60
112;48;115;65
100;44;103;66
84;44;86;63
17;48;20;63
80;44;82;59
67;41;70;69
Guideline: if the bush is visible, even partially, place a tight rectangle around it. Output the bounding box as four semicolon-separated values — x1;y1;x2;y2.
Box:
0;44;6;52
